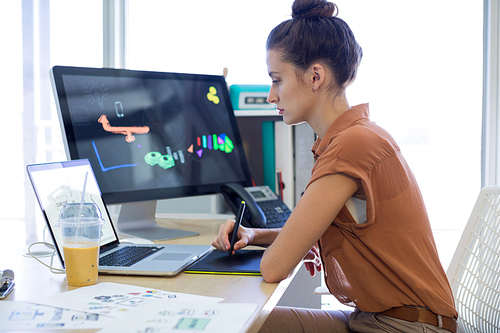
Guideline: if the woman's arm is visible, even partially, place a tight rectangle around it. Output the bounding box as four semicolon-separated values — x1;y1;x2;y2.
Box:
260;173;359;283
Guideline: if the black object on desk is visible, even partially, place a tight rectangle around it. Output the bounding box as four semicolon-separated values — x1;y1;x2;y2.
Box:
185;249;263;275
0;269;15;299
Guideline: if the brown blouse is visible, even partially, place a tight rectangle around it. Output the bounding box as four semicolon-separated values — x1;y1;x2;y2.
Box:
307;104;457;318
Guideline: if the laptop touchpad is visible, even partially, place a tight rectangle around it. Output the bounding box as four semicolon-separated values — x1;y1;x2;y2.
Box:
153;252;192;261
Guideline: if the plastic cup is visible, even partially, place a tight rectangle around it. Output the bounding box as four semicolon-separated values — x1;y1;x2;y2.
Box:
57;203;104;286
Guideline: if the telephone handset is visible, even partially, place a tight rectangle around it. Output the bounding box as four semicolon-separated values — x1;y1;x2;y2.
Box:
220;183;292;229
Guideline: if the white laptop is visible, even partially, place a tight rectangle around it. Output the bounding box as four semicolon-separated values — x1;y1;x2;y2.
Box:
26;159;212;276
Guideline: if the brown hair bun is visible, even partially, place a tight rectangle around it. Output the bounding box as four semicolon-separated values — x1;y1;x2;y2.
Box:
267;0;361;89
292;0;338;19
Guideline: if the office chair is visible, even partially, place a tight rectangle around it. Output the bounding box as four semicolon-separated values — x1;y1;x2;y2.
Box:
447;185;500;333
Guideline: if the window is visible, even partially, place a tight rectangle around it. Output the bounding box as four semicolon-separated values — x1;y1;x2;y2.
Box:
0;0;102;247
127;0;293;85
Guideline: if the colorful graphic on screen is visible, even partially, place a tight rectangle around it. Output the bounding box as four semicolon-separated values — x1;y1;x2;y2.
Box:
93;131;234;172
92;97;235;174
85;82;237;173
207;86;220;104
98;114;150;143
141;133;234;170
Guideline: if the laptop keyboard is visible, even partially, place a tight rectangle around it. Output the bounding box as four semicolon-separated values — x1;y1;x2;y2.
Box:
99;246;162;267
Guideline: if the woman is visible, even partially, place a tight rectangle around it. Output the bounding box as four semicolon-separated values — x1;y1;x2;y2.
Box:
213;0;459;332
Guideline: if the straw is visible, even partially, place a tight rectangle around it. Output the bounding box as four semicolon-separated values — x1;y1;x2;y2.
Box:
77;171;89;220
73;171;89;243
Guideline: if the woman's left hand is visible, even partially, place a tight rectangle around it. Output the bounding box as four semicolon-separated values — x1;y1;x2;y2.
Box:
303;245;322;277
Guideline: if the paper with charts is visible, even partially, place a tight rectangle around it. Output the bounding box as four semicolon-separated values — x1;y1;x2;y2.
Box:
8;282;259;332
0;301;115;331
98;299;259;333
31;282;223;318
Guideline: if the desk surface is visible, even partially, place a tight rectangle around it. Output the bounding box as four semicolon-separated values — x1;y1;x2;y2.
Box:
2;218;296;333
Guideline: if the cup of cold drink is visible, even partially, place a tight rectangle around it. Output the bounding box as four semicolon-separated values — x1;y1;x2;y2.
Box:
57;203;104;286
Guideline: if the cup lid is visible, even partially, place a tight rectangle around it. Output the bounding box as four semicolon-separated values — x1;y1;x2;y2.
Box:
57;202;104;226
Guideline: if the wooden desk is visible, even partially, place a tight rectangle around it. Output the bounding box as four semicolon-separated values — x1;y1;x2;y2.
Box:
2;218;297;333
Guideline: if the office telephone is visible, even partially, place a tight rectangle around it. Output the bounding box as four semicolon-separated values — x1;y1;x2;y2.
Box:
220;183;292;229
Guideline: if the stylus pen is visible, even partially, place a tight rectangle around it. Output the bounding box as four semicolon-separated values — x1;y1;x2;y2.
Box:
228;200;246;257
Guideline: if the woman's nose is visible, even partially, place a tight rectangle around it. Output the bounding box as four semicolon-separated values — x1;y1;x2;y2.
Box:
267;88;277;105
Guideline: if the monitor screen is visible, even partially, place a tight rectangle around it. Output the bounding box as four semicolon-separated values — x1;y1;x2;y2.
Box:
50;66;253;240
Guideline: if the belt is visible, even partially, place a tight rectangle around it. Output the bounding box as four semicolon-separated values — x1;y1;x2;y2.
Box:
379;306;457;333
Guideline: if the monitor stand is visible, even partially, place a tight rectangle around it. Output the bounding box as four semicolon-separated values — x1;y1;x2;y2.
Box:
115;200;198;241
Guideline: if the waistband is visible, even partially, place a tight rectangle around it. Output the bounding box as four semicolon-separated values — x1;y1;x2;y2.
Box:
379;306;457;333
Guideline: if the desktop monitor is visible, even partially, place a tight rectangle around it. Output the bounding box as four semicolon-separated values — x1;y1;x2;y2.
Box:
50;66;253;240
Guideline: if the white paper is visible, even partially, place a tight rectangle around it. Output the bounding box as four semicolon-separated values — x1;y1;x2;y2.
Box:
0;301;114;330
98;300;259;333
31;282;223;318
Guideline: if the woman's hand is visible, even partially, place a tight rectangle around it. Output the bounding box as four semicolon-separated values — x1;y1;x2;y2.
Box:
303;245;322;277
212;219;253;255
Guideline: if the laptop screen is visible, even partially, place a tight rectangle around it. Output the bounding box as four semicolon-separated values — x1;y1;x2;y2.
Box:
27;159;119;260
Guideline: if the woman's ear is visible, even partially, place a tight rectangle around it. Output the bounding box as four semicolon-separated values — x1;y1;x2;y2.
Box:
311;64;325;91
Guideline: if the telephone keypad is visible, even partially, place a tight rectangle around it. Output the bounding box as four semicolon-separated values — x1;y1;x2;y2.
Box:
260;200;292;228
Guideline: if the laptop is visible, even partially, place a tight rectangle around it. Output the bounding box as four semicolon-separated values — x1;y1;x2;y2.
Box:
26;159;212;277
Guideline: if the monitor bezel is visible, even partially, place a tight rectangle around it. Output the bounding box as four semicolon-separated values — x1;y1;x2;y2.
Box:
50;65;253;205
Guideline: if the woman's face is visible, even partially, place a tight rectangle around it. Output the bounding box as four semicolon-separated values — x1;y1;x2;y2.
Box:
266;49;315;125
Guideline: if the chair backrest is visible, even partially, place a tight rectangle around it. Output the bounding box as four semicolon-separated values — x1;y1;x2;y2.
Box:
447;186;500;333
